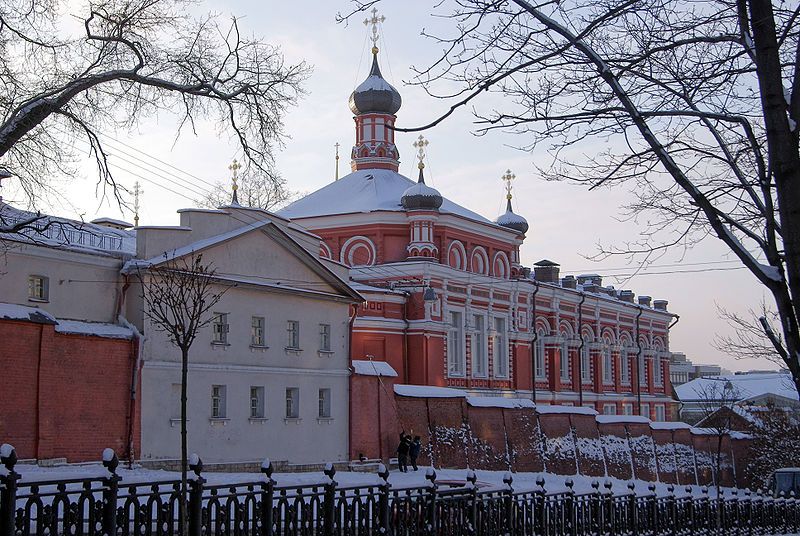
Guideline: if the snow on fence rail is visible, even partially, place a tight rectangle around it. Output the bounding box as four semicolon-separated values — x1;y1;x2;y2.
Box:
1;446;799;536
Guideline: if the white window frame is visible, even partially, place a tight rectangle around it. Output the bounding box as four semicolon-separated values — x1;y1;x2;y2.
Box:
620;346;630;384
638;353;647;386
640;403;651;419
654;404;666;422
559;340;570;381
319;323;332;352
653;355;663;386
471;314;488;378
251;316;266;346
28;275;49;302
580;340;591;383
447;310;466;377
286;320;300;349
602;346;613;384
212;313;229;345
493;316;509;378
622;403;633;416
534;335;546;379
250;386;265;418
603;404;617;415
211;385;227;419
318;388;332;418
285;387;300;419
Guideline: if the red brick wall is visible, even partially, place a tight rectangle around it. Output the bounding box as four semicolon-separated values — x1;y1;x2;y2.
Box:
427;398;469;469
537;413;578;475
0;319;138;462
597;422;634;480
571;413;605;477
349;374;399;461
627;423;658;482
650;429;678;484
691;433;716;486
395;396;432;465
506;408;545;473
466;407;510;470
672;429;698;486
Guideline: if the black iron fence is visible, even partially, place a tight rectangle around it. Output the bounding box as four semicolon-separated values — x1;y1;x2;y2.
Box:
1;446;799;536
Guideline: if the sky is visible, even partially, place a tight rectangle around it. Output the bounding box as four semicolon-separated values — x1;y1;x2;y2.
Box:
4;0;778;373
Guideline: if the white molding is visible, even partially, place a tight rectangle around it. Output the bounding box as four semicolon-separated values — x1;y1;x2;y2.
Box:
143;361;350;376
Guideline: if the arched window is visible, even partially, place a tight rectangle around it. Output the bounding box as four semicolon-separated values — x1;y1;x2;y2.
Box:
580;337;591;383
602;346;613;384
447;241;467;270
470;247;489;275
534;332;546;380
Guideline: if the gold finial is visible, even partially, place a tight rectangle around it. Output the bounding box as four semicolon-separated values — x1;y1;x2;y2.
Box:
413;135;429;170
364;7;385;54
502;169;516;200
229;158;242;204
133;181;143;227
334;143;340;181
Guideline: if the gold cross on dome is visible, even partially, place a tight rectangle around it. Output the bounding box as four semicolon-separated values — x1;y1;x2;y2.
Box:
364;7;385;49
502;169;516;199
229;159;241;188
413;135;429;168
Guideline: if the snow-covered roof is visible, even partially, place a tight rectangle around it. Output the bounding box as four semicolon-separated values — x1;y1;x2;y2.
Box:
0;302;56;324
536;405;598;416
352;360;398;377
393;384;466;398
54;320;134;339
466;396;535;409
675;373;798;403
649;421;692;431
1;203;135;257
596;415;650;425
278;169;500;227
90;217;133;228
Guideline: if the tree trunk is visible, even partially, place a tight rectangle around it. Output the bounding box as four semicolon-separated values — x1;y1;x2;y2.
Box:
180;346;189;536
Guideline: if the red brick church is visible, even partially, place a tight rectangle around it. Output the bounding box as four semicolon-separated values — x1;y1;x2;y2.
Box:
277;19;678;459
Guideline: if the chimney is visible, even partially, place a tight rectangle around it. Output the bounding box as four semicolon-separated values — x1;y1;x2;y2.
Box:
619;290;635;303
533;260;560;284
561;275;577;289
638;295;652;307
583;283;600;294
653;299;668;311
577;273;602;287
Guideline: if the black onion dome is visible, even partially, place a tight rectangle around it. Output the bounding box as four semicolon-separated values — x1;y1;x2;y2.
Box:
402;166;443;210
349;53;402;115
496;198;529;234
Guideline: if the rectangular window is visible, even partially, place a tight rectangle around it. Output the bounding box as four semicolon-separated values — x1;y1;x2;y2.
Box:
580;343;591;382
654;357;663;385
319;324;331;352
250;386;265;418
638;354;647;386
620;347;630;384
640;403;650;419
654;405;666;422
212;313;229;344
211;385;227;418
494;317;509;378
603;404;617;415
447;311;465;376
251;316;266;346
560;342;570;381
534;337;546;379
471;315;487;377
285;387;299;419
286;321;300;349
602;347;613;384
622;403;633;416
28;275;49;302
318;388;331;418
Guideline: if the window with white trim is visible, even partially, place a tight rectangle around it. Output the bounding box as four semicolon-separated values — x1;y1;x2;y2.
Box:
448;311;465;376
654;404;666;422
622;403;633;416
603;404;617;415
580;340;591;382
620;346;630;384
318;388;331;418
638;353;647;386
211;385;227;418
534;335;546;379
471;314;487;378
286;321;300;349
28;275;49;302
285;387;300;418
493;317;509;378
212;313;229;344
653;356;663;385
250;386;265;418
251;316;266;346
640;403;650;419
319;324;331;352
559;341;570;381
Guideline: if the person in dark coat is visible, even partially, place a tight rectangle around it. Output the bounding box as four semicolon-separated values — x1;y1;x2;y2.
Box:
409;436;422;471
397;433;411;472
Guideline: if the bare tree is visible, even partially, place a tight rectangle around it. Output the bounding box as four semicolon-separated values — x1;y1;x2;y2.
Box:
715;303;788;366
196;170;299;211
0;0;308;207
744;404;800;490
695;380;741;500
137;252;228;535
340;0;800;394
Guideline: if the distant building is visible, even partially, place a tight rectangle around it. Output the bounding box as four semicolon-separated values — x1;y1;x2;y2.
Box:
669;352;729;386
675;371;799;424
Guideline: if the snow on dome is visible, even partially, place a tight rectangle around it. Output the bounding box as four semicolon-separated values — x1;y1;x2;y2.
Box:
401;166;443;210
495;198;529;235
349;54;402;115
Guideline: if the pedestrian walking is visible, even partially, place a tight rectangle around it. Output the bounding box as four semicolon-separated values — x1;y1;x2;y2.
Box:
409;435;421;471
397;432;411;472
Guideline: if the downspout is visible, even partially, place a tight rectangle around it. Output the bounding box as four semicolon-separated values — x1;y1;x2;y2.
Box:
35;324;44;460
635;307;644;416
577;292;586;407
347;303;359;461
402;291;410;383
118;275;145;467
530;280;541;404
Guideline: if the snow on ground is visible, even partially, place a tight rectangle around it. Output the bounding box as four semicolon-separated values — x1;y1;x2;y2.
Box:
9;463;739;499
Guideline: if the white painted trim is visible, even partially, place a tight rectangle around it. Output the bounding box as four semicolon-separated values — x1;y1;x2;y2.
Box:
143;361;351;376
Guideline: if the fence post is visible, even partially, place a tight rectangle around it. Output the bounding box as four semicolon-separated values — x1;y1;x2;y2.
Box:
535;477;546;536
260;459;275;536
425;468;438;535
590;480;600;535
466;470;478;535
628;482;638;536
647;483;657;536
0;444;20;536
603;480;614;536
323;464;337;536
378;464;391;535
188;455;206;536
701;486;709;535
565;478;576;536
503;472;514;534
666;485;676;536
101;449;121;536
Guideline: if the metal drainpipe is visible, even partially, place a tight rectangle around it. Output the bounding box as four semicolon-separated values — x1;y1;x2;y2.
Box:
347;303;358;461
530;280;540;404
577;292;586;407
635;307;644;416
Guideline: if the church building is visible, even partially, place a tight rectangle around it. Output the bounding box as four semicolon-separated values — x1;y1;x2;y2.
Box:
278;12;678;453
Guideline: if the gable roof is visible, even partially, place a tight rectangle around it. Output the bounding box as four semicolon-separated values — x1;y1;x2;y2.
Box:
278;168;501;228
676;373;798;402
